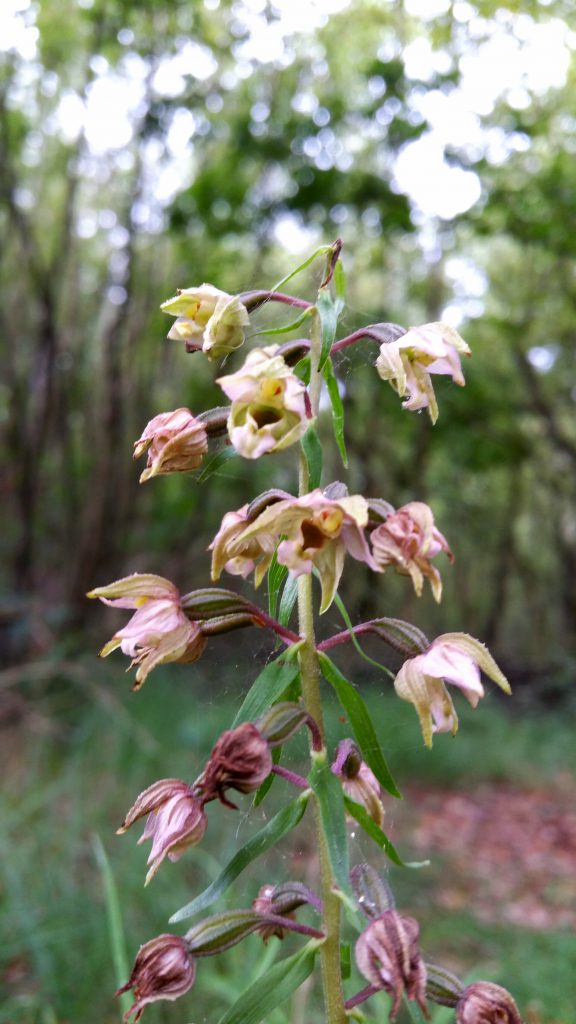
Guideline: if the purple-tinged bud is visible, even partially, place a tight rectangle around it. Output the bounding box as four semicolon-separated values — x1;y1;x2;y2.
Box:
118;779;207;885
116;934;196;1022
355;910;429;1020
196;723;273;807
332;739;384;828
252;881;321;942
350;863;395;920
456;982;522;1024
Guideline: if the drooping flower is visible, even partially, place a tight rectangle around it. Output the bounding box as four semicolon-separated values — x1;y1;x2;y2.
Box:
370;501;453;602
209;504;276;585
394;633;511;747
456;981;522;1024
355;910;428;1020
161;285;249;359
376;322;471;423
217;345;310;459
118;778;208;885
195;722;273;807
116;934;196;1022
332;739;384;828
220;488;375;612
133;408;208;483
87;574;207;689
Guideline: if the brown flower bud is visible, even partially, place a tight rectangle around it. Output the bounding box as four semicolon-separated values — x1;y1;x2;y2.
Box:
355;910;428;1020
197;722;273;807
116;934;196;1022
456;982;523;1024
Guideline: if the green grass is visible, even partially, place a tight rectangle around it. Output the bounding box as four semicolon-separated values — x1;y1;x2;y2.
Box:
1;657;574;1023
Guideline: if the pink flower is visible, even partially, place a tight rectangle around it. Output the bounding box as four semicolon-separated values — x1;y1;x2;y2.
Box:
370;501;453;602
332;739;384;828
355;911;428;1020
224;488;375;612
161;285;249;359
116;934;196;1021
133;408;208;482
118;778;208;885
376;322;471;423
209;504;276;585
394;633;511;747
87;574;207;689
456;982;522;1024
217;345;310;459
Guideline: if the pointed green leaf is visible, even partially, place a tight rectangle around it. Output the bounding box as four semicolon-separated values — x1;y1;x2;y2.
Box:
169;793;309;923
334;259;346;313
217;942;319;1024
270;245;333;293
319;653;401;798
253;744;281;806
317;289;338;369
308;751;350;894
278;574;299;628
322;357;348;467
267;550;288;619
232;658;300;728
294;355;311;384
197;446;237;482
344;798;426;868
301;423;323;490
249;306;314;337
332;591;395;680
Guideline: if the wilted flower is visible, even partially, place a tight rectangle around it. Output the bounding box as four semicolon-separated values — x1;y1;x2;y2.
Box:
376;322;471;424
196;722;273;807
116;934;196;1022
370;501;453;602
161;284;249;359
220;488;375;612
87;574;207;689
217;345;310;458
332;739;384;828
456;981;522;1024
133;408;208;483
118;778;207;885
209;503;276;585
394;633;511;747
355;910;428;1020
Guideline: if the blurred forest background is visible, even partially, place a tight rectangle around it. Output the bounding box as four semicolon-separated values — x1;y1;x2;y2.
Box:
2;1;576;1023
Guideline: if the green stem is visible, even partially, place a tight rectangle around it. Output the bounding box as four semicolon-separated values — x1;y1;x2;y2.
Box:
297;309;347;1024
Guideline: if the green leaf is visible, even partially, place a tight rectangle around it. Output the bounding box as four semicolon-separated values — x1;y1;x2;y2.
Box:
253;744;282;807
332;591;395;680
308;751;350;894
319;653;401;798
250;306;313;337
301;424;323;490
196;446;237;483
340;941;351;981
217;942;319;1024
334;259;346;314
344;798;425;868
270;245;333;293
169;794;309;923
317;289;338;369
278;574;299;628
92;835;131;1019
294;355;311;384
322;357;348;467
232;658;300;728
267;550;288;619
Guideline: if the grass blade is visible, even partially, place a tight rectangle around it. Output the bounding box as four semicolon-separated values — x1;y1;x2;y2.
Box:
92;834;131;1019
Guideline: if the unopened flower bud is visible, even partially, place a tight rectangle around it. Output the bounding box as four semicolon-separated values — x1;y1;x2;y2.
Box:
133;408;208;483
332;739;384;828
118;779;207;885
350;863;395;920
116;934;196;1022
456;982;522;1024
252;880;322;942
355;911;428;1020
196;722;273;807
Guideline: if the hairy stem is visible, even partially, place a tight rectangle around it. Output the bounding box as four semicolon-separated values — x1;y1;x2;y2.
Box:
297;309;347;1024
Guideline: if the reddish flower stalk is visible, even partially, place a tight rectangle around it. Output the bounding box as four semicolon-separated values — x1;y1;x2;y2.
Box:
239;289;313;312
331;323;406;354
317;622;374;652
272;764;309;789
344;984;381;1010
